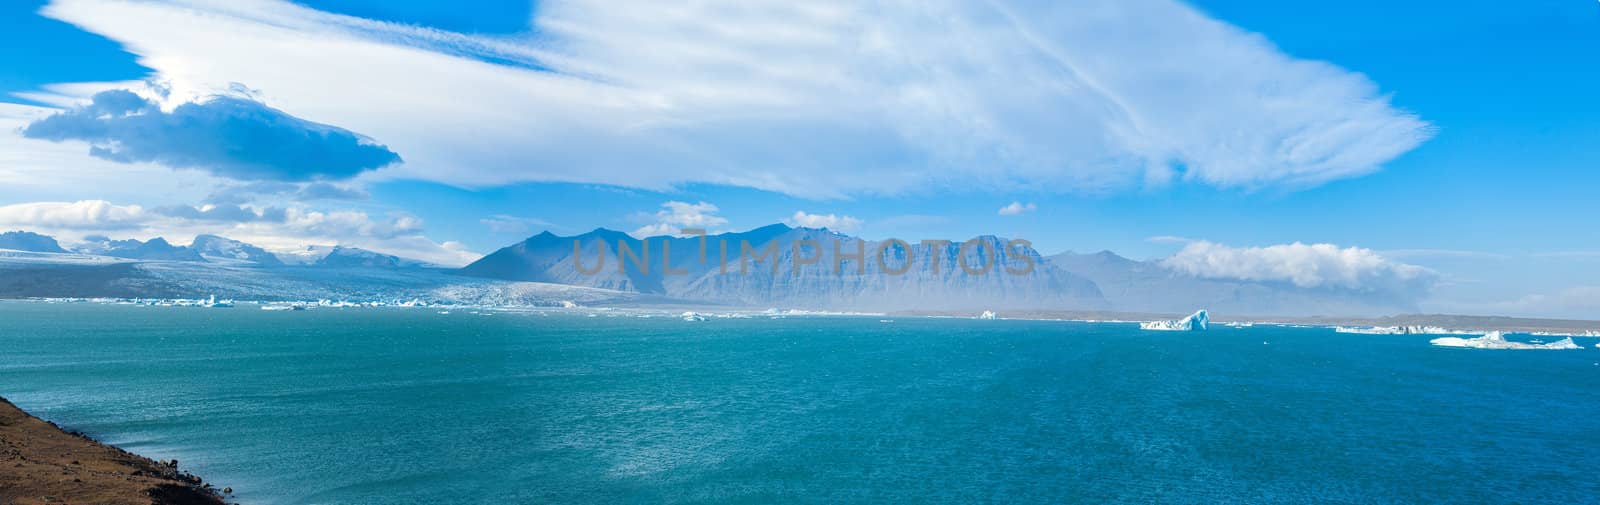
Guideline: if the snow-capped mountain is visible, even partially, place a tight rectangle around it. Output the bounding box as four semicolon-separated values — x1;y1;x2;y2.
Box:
79;236;206;262
190;234;283;266
314;245;435;269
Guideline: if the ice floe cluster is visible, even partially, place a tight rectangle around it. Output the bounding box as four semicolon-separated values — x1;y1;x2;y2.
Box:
1429;331;1582;350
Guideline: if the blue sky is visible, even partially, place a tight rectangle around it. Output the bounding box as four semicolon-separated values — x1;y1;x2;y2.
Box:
0;0;1597;317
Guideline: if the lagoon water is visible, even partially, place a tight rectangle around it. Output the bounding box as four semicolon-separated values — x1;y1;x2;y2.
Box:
2;302;1598;504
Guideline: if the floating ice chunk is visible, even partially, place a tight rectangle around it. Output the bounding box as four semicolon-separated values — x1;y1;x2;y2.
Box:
977;310;998;320
1429;332;1582;350
681;311;706;322
1140;310;1209;331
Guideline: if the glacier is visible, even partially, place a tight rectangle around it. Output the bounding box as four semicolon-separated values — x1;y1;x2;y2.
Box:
1140;310;1209;331
1429;332;1582;350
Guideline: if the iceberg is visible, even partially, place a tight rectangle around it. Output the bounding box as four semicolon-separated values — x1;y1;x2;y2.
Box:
681;311;706;322
1140;310;1209;331
199;295;234;308
977;310;998;320
1429;332;1582;350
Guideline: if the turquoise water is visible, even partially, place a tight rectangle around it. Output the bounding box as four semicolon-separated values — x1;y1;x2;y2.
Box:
2;302;1598;504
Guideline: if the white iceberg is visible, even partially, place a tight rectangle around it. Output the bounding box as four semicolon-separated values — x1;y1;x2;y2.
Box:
977;310;998;320
681;311;706;322
1430;332;1582;350
1140;310;1209;331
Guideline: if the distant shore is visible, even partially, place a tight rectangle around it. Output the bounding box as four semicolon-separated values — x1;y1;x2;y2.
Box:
0;397;227;505
891;309;1600;335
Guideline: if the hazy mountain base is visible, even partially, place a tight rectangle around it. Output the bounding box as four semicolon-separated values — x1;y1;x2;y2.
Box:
3;225;1433;316
2;249;1595;330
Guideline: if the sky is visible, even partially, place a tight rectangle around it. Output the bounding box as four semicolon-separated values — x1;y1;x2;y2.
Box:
0;0;1596;318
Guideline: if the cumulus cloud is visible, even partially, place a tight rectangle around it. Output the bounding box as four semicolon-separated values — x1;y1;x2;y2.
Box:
32;0;1430;198
0;200;149;230
783;211;863;232
152;204;286;223
1161;241;1435;294
22;88;400;181
632;201;728;237
997;201;1037;216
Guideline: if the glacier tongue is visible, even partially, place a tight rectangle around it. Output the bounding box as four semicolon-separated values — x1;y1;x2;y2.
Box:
1140;309;1209;331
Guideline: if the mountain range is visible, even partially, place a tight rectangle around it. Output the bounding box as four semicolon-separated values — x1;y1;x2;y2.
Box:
0;226;1426;315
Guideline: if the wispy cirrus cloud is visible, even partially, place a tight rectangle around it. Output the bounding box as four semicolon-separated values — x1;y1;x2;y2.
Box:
29;0;1430;198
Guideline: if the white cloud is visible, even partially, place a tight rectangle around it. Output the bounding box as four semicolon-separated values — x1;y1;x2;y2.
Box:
0;199;477;266
0;200;150;230
29;0;1431;198
632;201;728;237
1162;241;1435;293
997;201;1036;216
783;211;863;232
0;103;219;206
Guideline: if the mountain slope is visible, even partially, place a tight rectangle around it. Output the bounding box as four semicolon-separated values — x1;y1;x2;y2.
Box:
460;225;1106;310
190;234;283;266
81;237;205;262
0;231;66;253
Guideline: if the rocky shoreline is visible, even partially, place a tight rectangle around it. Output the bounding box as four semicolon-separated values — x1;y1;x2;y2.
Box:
0;397;228;505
